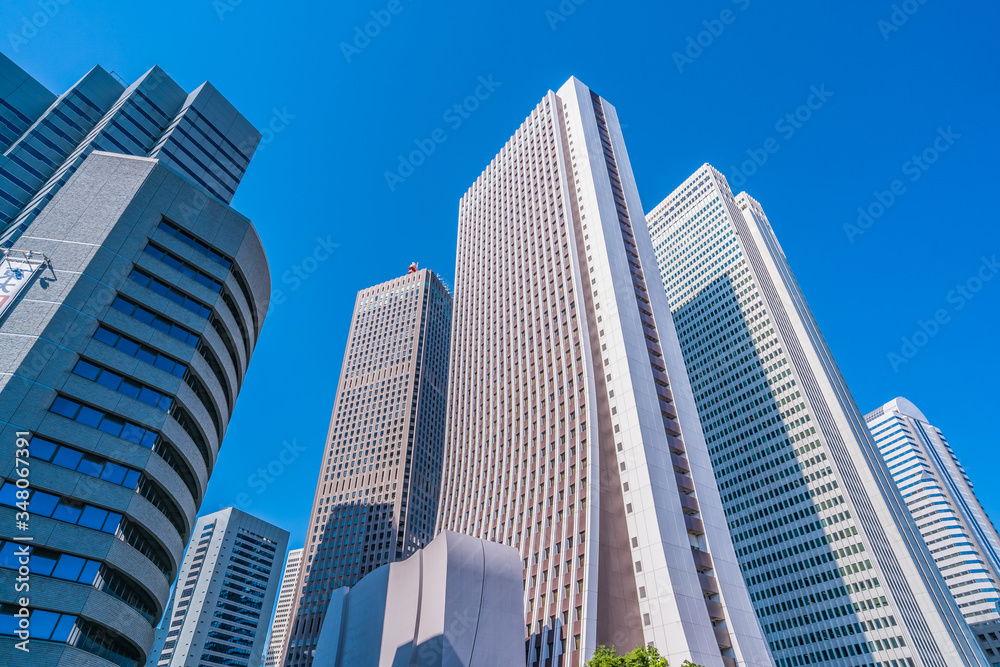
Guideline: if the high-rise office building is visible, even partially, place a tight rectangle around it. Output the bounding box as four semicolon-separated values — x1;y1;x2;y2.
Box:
264;548;304;667
0;56;270;667
0;52;257;247
647;163;989;666
146;508;288;667
866;398;1000;658
281;266;452;666
436;78;772;667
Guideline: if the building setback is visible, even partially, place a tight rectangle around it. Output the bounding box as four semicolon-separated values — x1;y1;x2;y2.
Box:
263;548;304;667
0;52;258;248
436;78;773;667
866;398;1000;660
281;267;452;666
0;56;270;667
647;163;989;666
146;508;288;667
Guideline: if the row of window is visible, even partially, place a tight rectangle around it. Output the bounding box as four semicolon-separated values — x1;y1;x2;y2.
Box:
31;435;142;489
112;295;200;347
129;268;211;319
0;482;122;534
93;324;186;377
73;358;173;411
50;395;159;449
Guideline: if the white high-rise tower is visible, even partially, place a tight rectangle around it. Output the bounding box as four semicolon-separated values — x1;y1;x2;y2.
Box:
263;548;304;667
436;79;773;667
647;163;989;667
866;398;1000;657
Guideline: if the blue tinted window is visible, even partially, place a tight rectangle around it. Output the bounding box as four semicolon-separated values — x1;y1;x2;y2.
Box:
137;387;160;407
117;381;141;400
79;506;108;530
72;360;100;381
96;371;122;391
31;551;57;577
103;512;122;533
50;397;78;419
76;406;103;428
51;501;82;524
121;423;146;445
30;438;58;461
76;456;103;477
117;338;140;356
97;416;124;437
51;614;76;643
0;542;23;569
93;327;117;346
52;447;83;469
123;469;141;488
31;610;58;640
79;561;101;585
0;484;16;506
52;555;85;581
100;463;127;486
29;491;59;517
0;611;19;636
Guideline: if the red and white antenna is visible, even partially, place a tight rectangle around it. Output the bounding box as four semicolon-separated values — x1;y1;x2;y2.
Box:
408;262;418;274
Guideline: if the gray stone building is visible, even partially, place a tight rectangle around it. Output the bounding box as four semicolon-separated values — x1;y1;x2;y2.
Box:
313;530;524;667
0;55;270;667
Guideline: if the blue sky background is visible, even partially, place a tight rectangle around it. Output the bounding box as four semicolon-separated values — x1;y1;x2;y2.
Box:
3;0;998;554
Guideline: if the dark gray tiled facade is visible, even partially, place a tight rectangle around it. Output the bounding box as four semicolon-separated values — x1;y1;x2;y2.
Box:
0;55;269;667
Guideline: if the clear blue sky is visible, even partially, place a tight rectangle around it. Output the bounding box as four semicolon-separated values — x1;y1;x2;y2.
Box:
3;0;998;552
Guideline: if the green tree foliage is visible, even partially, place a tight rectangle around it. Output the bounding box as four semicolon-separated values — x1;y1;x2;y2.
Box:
584;643;705;667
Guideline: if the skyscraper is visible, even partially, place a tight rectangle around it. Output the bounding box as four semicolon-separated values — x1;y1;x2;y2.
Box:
865;398;1000;652
264;548;304;667
0;52;257;247
282;266;452;666
146;508;288;667
0;56;270;667
436;78;772;667
647;163;989;666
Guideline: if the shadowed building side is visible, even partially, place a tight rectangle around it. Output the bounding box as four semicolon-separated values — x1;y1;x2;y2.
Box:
313;531;524;667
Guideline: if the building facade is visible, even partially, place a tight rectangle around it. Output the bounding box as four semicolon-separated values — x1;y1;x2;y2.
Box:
281;266;452;666
436;78;773;667
313;531;524;666
647;163;989;666
866;398;1000;660
0;53;258;248
0;57;270;667
146;508;288;667
264;548;304;667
